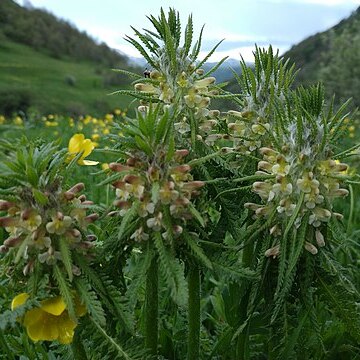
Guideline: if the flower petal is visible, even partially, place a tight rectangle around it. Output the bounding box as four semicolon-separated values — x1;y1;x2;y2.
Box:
11;293;29;310
41;296;66;316
82;160;99;166
68;134;85;154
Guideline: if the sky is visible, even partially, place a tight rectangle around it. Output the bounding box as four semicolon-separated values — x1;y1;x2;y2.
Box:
16;0;360;62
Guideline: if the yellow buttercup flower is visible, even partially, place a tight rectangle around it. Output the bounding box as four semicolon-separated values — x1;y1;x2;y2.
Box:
68;134;99;166
11;293;86;344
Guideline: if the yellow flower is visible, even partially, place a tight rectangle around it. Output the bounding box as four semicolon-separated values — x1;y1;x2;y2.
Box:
68;134;99;166
45;121;58;127
13;116;23;126
12;293;86;344
0;115;5;124
101;163;109;170
91;133;100;141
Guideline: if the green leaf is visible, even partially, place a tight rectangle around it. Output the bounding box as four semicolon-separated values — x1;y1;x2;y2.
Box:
59;238;73;282
32;188;48;206
53;265;76;321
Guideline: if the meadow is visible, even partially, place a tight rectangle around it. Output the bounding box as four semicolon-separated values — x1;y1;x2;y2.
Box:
1;8;360;360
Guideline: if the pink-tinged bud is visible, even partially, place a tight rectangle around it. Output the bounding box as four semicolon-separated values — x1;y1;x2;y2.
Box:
304;242;318;255
82;201;94;206
72;265;81;276
134;83;156;93
56;212;64;221
329;188;349;197
182;181;206;191
0;200;16;211
227;110;243;118
21;208;32;221
138;105;149;113
333;163;348;172
86;234;97;242
0;245;8;253
209;110;220;117
175;149;189;158
333;212;344;220
270;224;280;236
150;70;161;79
107;210;119;217
173;225;183;236
63;191;76;200
123;174;141;184
112;180;126;190
259;147;277;157
258;161;272;172
194;77;215;88
244;203;261;211
174;197;190;206
109;163;132;172
4;236;22;247
221;147;234;154
23;260;34;276
255;207;271;217
171;165;191;174
0;216;16;227
68;228;81;238
126;158;138;167
67;183;85;194
265;245;280;258
78;195;87;202
315;230;325;247
79;241;94;249
113;200;130;209
85;213;99;223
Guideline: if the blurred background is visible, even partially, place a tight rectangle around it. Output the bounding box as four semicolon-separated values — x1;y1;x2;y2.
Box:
0;0;359;116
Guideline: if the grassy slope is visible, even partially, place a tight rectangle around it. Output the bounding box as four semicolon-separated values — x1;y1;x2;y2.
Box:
0;40;132;115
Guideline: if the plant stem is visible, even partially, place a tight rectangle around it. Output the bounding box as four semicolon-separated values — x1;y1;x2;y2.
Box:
72;329;88;360
236;242;253;360
145;253;158;355
188;265;200;360
347;184;354;235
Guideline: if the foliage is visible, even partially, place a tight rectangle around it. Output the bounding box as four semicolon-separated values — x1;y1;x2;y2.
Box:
1;7;360;360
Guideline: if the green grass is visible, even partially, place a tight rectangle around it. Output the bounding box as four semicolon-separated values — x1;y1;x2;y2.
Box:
0;40;134;115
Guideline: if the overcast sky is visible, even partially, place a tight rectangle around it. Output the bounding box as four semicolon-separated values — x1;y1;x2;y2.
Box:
16;0;360;62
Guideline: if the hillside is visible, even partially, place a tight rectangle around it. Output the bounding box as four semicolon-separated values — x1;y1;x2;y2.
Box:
284;7;360;107
0;0;138;115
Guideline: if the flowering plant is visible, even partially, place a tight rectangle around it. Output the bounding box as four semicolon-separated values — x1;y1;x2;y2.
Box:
1;7;360;360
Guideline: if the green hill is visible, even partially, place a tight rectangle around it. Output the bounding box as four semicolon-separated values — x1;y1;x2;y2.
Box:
284;7;360;107
0;0;139;115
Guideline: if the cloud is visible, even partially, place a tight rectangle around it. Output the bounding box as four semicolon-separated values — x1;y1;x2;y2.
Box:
266;0;360;5
198;44;290;63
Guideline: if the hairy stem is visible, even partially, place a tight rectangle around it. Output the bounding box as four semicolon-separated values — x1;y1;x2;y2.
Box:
145;253;158;355
188;265;201;360
236;242;253;360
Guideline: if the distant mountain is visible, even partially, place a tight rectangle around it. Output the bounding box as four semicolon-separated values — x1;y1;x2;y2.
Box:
0;0;140;115
284;7;360;107
129;56;243;83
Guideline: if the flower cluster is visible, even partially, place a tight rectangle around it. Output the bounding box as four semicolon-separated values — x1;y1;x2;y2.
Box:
245;143;349;256
0;182;98;276
11;293;86;344
245;146;348;256
109;149;204;242
135;66;219;135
